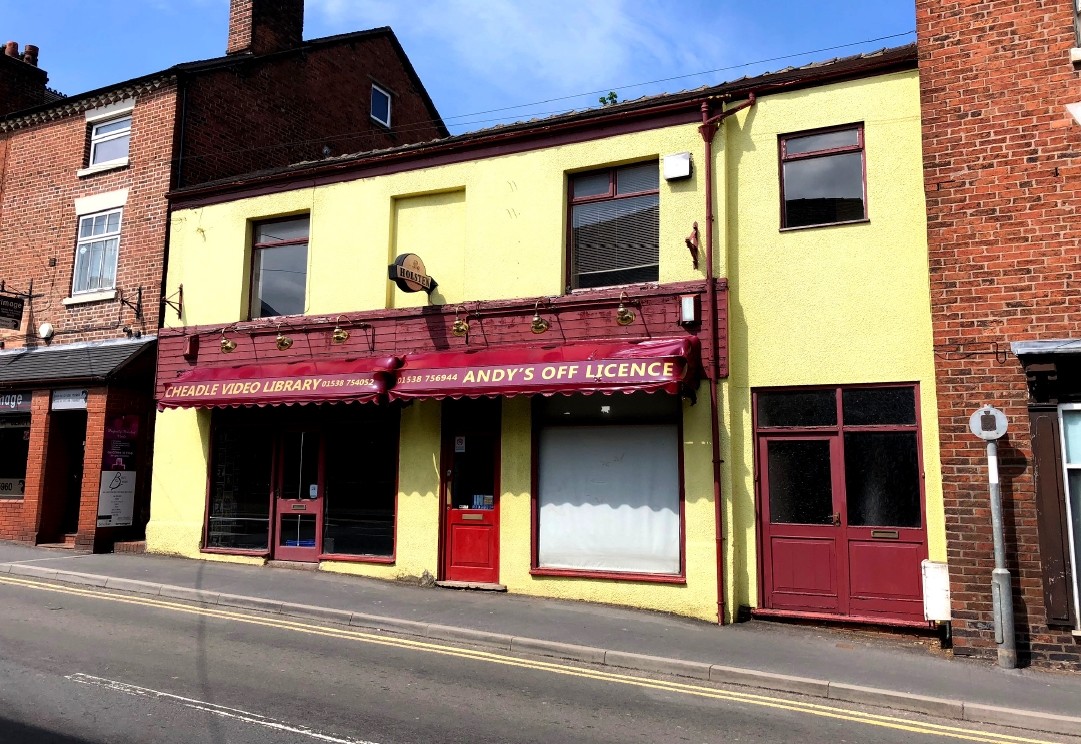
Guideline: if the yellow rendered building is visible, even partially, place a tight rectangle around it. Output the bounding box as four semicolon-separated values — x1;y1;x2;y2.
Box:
148;44;942;626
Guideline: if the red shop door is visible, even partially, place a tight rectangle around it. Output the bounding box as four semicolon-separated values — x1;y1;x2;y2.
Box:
441;399;500;584
272;430;323;562
759;433;928;622
760;436;847;614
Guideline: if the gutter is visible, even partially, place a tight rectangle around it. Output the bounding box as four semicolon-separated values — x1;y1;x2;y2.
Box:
699;93;756;624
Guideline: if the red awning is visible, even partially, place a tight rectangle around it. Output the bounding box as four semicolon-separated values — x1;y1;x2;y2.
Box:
388;337;700;401
158;356;399;409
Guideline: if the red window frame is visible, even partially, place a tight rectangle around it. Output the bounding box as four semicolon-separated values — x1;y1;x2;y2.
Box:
565;162;660;293
778;123;867;230
248;216;309;321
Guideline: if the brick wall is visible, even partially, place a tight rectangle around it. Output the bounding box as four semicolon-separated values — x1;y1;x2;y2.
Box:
0;48;48;117
180;34;446;186
0;85;177;350
916;0;1081;667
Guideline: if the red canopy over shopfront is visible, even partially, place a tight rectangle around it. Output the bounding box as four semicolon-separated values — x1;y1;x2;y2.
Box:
388;337;700;401
158;356;399;409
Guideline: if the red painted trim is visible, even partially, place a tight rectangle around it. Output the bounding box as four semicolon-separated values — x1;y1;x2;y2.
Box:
529;568;687;584
750;607;932;630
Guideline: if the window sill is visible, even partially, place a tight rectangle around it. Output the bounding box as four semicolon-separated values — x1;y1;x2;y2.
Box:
779;217;870;232
0;497;25;502
530;567;686;584
63;290;117;306
200;547;270;558
76;158;129;178
1070;48;1081;64
319;553;395;565
1073;629;1081;638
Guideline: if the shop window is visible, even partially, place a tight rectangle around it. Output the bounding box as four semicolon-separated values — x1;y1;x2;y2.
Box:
779;124;866;229
206;406;400;558
371;84;392;128
207;427;274;550
535;392;681;576
1059;405;1081;628
72;208;122;294
250;215;309;319
323;409;400;558
568;161;659;290
0;415;31;499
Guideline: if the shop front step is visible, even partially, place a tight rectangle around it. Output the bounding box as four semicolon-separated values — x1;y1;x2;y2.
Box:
435;580;507;592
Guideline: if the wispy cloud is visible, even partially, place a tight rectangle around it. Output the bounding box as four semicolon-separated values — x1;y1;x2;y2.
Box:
307;0;737;124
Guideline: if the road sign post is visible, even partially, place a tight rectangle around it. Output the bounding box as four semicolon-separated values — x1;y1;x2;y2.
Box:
968;404;1015;669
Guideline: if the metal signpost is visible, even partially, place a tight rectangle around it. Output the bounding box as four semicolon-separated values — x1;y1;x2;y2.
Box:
968;404;1015;669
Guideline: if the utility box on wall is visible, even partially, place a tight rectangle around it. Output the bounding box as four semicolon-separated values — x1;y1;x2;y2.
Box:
922;559;952;621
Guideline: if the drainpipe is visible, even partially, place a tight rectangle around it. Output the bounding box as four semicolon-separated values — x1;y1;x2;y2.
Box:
699;93;755;624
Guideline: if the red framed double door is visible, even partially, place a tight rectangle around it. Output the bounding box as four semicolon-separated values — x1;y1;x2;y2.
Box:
440;398;501;584
756;386;928;624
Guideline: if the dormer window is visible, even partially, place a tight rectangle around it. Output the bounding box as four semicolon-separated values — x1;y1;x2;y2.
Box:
371;84;392;128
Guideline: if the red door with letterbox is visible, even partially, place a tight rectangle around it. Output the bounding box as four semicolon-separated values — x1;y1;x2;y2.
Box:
441;398;500;584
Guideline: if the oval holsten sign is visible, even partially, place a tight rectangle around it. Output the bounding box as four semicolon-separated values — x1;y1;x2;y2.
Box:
388;253;437;294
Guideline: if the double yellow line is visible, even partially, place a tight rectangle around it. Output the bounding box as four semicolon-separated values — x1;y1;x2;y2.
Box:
0;573;1059;744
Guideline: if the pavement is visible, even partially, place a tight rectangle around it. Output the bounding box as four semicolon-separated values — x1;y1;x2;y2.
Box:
1;542;1080;737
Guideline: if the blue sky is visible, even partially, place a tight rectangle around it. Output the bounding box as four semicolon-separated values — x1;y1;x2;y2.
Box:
1;1;915;134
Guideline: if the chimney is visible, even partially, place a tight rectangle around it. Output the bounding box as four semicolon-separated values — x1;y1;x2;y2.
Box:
0;40;48;116
227;0;304;56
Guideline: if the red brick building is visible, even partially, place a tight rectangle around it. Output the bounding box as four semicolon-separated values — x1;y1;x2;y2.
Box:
0;0;446;551
917;0;1081;666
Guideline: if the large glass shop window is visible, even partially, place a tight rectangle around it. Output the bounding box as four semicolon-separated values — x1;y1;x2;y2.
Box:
207;406;400;557
0;414;31;499
536;392;681;575
208;427;274;549
322;410;400;557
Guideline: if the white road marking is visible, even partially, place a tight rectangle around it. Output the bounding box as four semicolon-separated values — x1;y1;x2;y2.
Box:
66;673;379;744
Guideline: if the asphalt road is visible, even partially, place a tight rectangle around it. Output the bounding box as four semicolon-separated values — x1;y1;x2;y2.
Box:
0;574;1068;744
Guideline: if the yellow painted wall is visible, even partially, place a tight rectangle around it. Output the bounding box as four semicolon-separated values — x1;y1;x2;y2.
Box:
719;69;943;615
149;68;940;623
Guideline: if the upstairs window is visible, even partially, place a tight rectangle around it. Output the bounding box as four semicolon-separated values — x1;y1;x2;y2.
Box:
780;124;866;229
89;115;131;167
569;162;659;290
73;208;122;294
371;84;392;128
250;216;309;319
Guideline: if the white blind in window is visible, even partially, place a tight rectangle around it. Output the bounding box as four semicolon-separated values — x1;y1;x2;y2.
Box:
538;424;679;574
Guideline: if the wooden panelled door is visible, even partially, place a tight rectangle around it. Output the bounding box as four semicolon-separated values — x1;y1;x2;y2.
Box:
441;398;501;584
756;387;928;623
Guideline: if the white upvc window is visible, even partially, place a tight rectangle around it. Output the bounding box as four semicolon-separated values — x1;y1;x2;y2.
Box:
89;115;132;167
73;208;122;295
1058;403;1081;629
371;84;392;128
